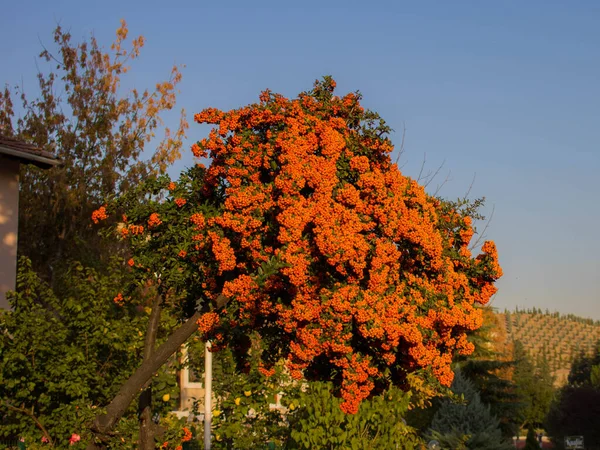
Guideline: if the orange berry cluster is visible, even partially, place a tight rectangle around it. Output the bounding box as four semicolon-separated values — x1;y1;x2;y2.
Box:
197;312;220;336
181;427;192;442
113;292;125;306
148;212;162;228
91;206;108;224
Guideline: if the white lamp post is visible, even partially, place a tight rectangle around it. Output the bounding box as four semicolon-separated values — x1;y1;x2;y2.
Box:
204;340;212;449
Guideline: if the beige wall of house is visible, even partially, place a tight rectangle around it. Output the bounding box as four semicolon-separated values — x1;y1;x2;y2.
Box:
0;156;20;309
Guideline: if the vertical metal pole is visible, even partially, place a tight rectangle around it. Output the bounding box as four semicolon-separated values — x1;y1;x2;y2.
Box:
204;341;212;450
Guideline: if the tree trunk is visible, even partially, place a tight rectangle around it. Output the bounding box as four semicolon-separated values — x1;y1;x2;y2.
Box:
138;388;155;450
87;310;202;449
138;296;162;450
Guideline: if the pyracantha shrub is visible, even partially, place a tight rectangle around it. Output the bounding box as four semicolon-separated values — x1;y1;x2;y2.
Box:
97;77;502;414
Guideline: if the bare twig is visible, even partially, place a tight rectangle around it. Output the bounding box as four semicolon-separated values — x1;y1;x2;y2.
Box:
37;33;64;68
432;169;452;197
417;153;427;183
423;159;446;189
2;401;54;446
393;122;406;166
416;152;448;192
470;204;495;250
462;173;477;201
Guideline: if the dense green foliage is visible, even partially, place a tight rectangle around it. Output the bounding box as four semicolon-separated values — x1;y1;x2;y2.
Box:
428;370;512;450
546;347;600;450
286;382;422;449
568;344;600;386
0;259;141;445
459;358;520;437
456;307;521;438
0;259;184;447
186;338;294;449
546;385;600;450
512;341;555;428
185;339;424;449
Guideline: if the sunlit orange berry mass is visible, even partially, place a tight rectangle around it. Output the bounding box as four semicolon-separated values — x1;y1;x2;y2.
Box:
110;77;502;414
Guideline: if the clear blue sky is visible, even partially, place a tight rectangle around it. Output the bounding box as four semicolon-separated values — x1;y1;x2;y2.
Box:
2;1;599;318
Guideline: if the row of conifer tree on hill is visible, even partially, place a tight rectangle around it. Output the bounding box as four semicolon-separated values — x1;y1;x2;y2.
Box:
505;307;600;326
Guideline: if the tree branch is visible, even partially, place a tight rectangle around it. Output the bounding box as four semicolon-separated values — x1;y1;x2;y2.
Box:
139;293;162;449
2;400;54;446
470;204;495;250
393;122;406;166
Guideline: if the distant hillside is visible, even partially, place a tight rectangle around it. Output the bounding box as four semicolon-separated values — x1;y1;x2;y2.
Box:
496;308;600;386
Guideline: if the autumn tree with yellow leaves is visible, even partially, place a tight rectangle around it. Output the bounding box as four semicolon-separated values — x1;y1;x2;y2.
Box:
0;20;188;284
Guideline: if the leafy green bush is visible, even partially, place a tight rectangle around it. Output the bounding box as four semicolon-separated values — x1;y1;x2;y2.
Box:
0;258;184;447
189;340;423;449
286;382;422;449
